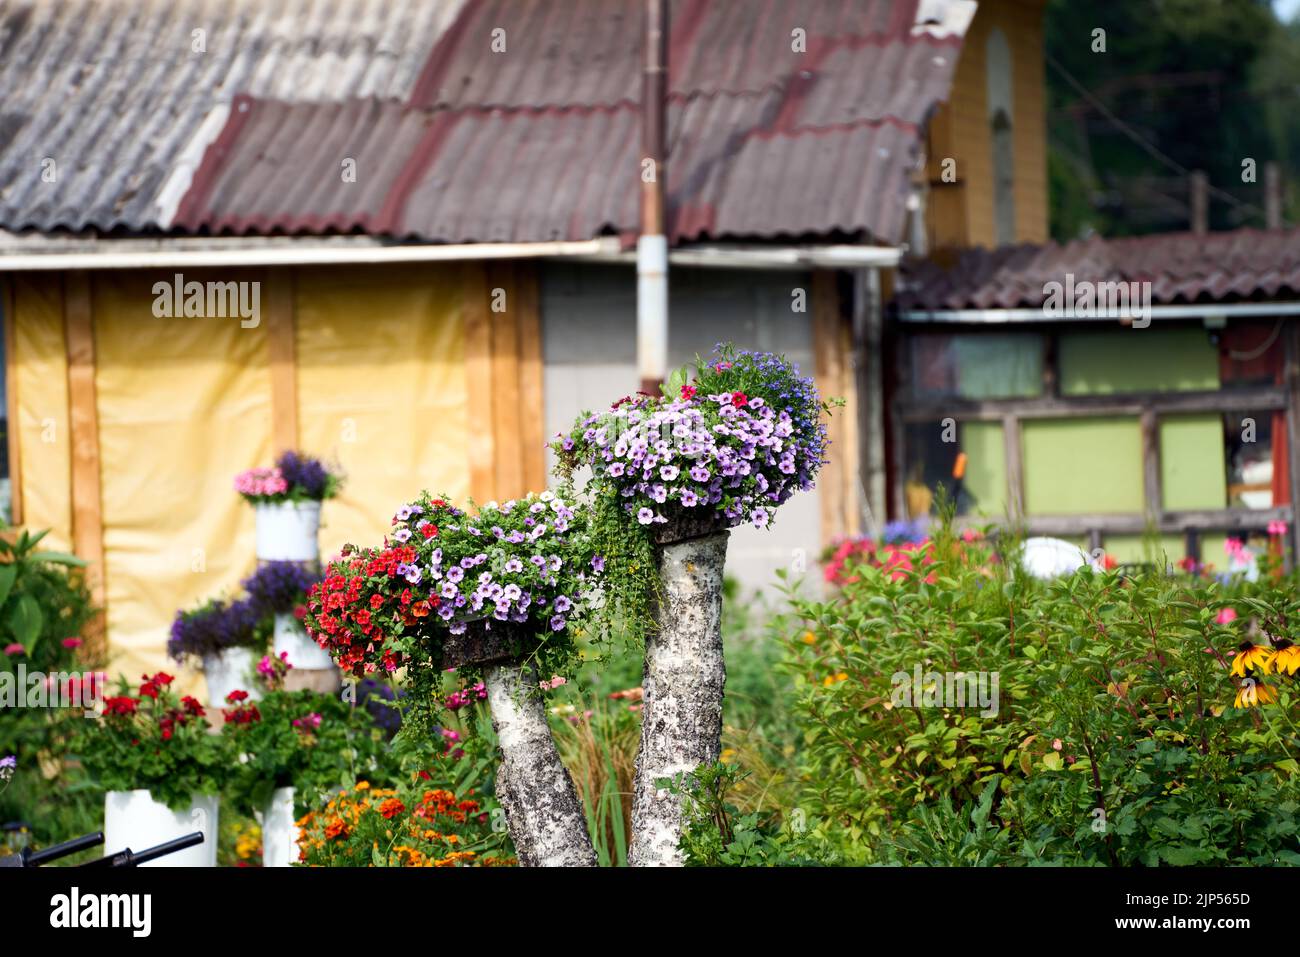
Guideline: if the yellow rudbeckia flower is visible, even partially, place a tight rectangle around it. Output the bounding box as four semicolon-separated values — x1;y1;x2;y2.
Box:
1231;643;1274;677
1234;680;1278;709
1273;644;1300;676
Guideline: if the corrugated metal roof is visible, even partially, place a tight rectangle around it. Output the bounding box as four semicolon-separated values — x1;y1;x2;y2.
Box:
0;0;465;233
896;228;1300;311
173;0;965;244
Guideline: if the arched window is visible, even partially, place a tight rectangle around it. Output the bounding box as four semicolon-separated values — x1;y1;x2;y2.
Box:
986;28;1015;246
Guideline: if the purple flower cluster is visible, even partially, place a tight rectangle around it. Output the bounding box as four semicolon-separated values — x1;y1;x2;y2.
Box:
390;491;588;637
565;386;819;531
241;561;321;618
275;450;334;500
168;596;261;661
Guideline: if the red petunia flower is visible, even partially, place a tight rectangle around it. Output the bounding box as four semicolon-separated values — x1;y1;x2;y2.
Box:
731;391;748;407
680;384;697;400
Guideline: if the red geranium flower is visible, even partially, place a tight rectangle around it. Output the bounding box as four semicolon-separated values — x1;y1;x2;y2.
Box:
226;689;249;704
104;696;139;717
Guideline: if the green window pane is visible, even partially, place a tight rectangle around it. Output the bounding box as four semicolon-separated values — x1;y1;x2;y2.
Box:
952;335;1042;398
1059;328;1220;395
960;421;1007;517
1159;414;1226;511
1022;417;1144;514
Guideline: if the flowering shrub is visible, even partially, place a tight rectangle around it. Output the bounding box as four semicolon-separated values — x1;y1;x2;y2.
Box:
758;522;1300;866
234;450;341;505
221;687;391;817
303;490;598;687
167;596;262;663
76;673;227;809
554;346;832;533
296;780;512;867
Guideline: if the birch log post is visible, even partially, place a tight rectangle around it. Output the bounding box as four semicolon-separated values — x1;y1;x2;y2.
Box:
483;662;596;867
628;529;729;866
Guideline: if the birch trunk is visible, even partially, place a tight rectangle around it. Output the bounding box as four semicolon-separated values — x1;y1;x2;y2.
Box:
628;530;728;866
483;662;596;867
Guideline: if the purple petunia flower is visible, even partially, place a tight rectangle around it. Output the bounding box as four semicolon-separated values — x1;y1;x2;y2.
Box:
637;507;655;525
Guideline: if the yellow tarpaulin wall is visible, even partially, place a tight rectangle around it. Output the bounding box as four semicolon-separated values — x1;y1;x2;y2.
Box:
295;264;470;560
93;271;272;689
12;275;73;552
9;265;472;688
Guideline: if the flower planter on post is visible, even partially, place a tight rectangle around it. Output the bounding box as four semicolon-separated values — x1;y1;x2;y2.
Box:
554;347;832;867
261;785;298;867
442;620;596;868
628;517;729;867
202;646;261;708
254;501;322;562
103;790;219;868
273;613;334;670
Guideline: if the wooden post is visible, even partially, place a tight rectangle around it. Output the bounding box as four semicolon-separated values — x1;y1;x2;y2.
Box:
1190;171;1208;235
1265;162;1283;230
516;263;547;493
266;268;298;454
857;268;884;537
1285;323;1300;566
1140;408;1163;521
63;272;107;653
462;263;496;503
2;278;21;525
812;270;847;540
1003;414;1024;522
487;262;524;500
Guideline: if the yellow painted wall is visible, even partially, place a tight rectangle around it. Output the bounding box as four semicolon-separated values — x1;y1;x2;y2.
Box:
925;0;1049;249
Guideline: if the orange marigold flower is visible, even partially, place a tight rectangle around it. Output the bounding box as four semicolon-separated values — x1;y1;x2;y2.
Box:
379;798;406;819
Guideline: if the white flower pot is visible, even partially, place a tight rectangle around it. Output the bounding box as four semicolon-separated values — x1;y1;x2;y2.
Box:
262;785;299;867
203;647;262;707
104;790;219;867
273;612;334;670
255;500;321;562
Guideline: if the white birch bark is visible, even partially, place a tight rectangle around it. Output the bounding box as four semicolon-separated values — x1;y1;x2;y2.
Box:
483;662;596;867
628;531;728;866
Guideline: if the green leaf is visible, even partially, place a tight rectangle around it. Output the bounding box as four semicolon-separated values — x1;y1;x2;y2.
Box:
0;563;16;609
29;551;88;567
10;593;43;653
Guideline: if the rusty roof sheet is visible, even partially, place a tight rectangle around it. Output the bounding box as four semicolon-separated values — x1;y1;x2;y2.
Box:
173;0;966;244
0;0;465;233
896;228;1300;312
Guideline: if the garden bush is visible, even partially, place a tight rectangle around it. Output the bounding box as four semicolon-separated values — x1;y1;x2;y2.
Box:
688;522;1300;865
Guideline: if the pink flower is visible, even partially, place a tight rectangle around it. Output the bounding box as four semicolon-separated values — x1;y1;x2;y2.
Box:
1268;520;1288;537
3;643;24;655
1052;739;1063;751
539;675;567;691
1225;537;1244;557
1216;608;1238;625
61;637;83;649
441;729;461;743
